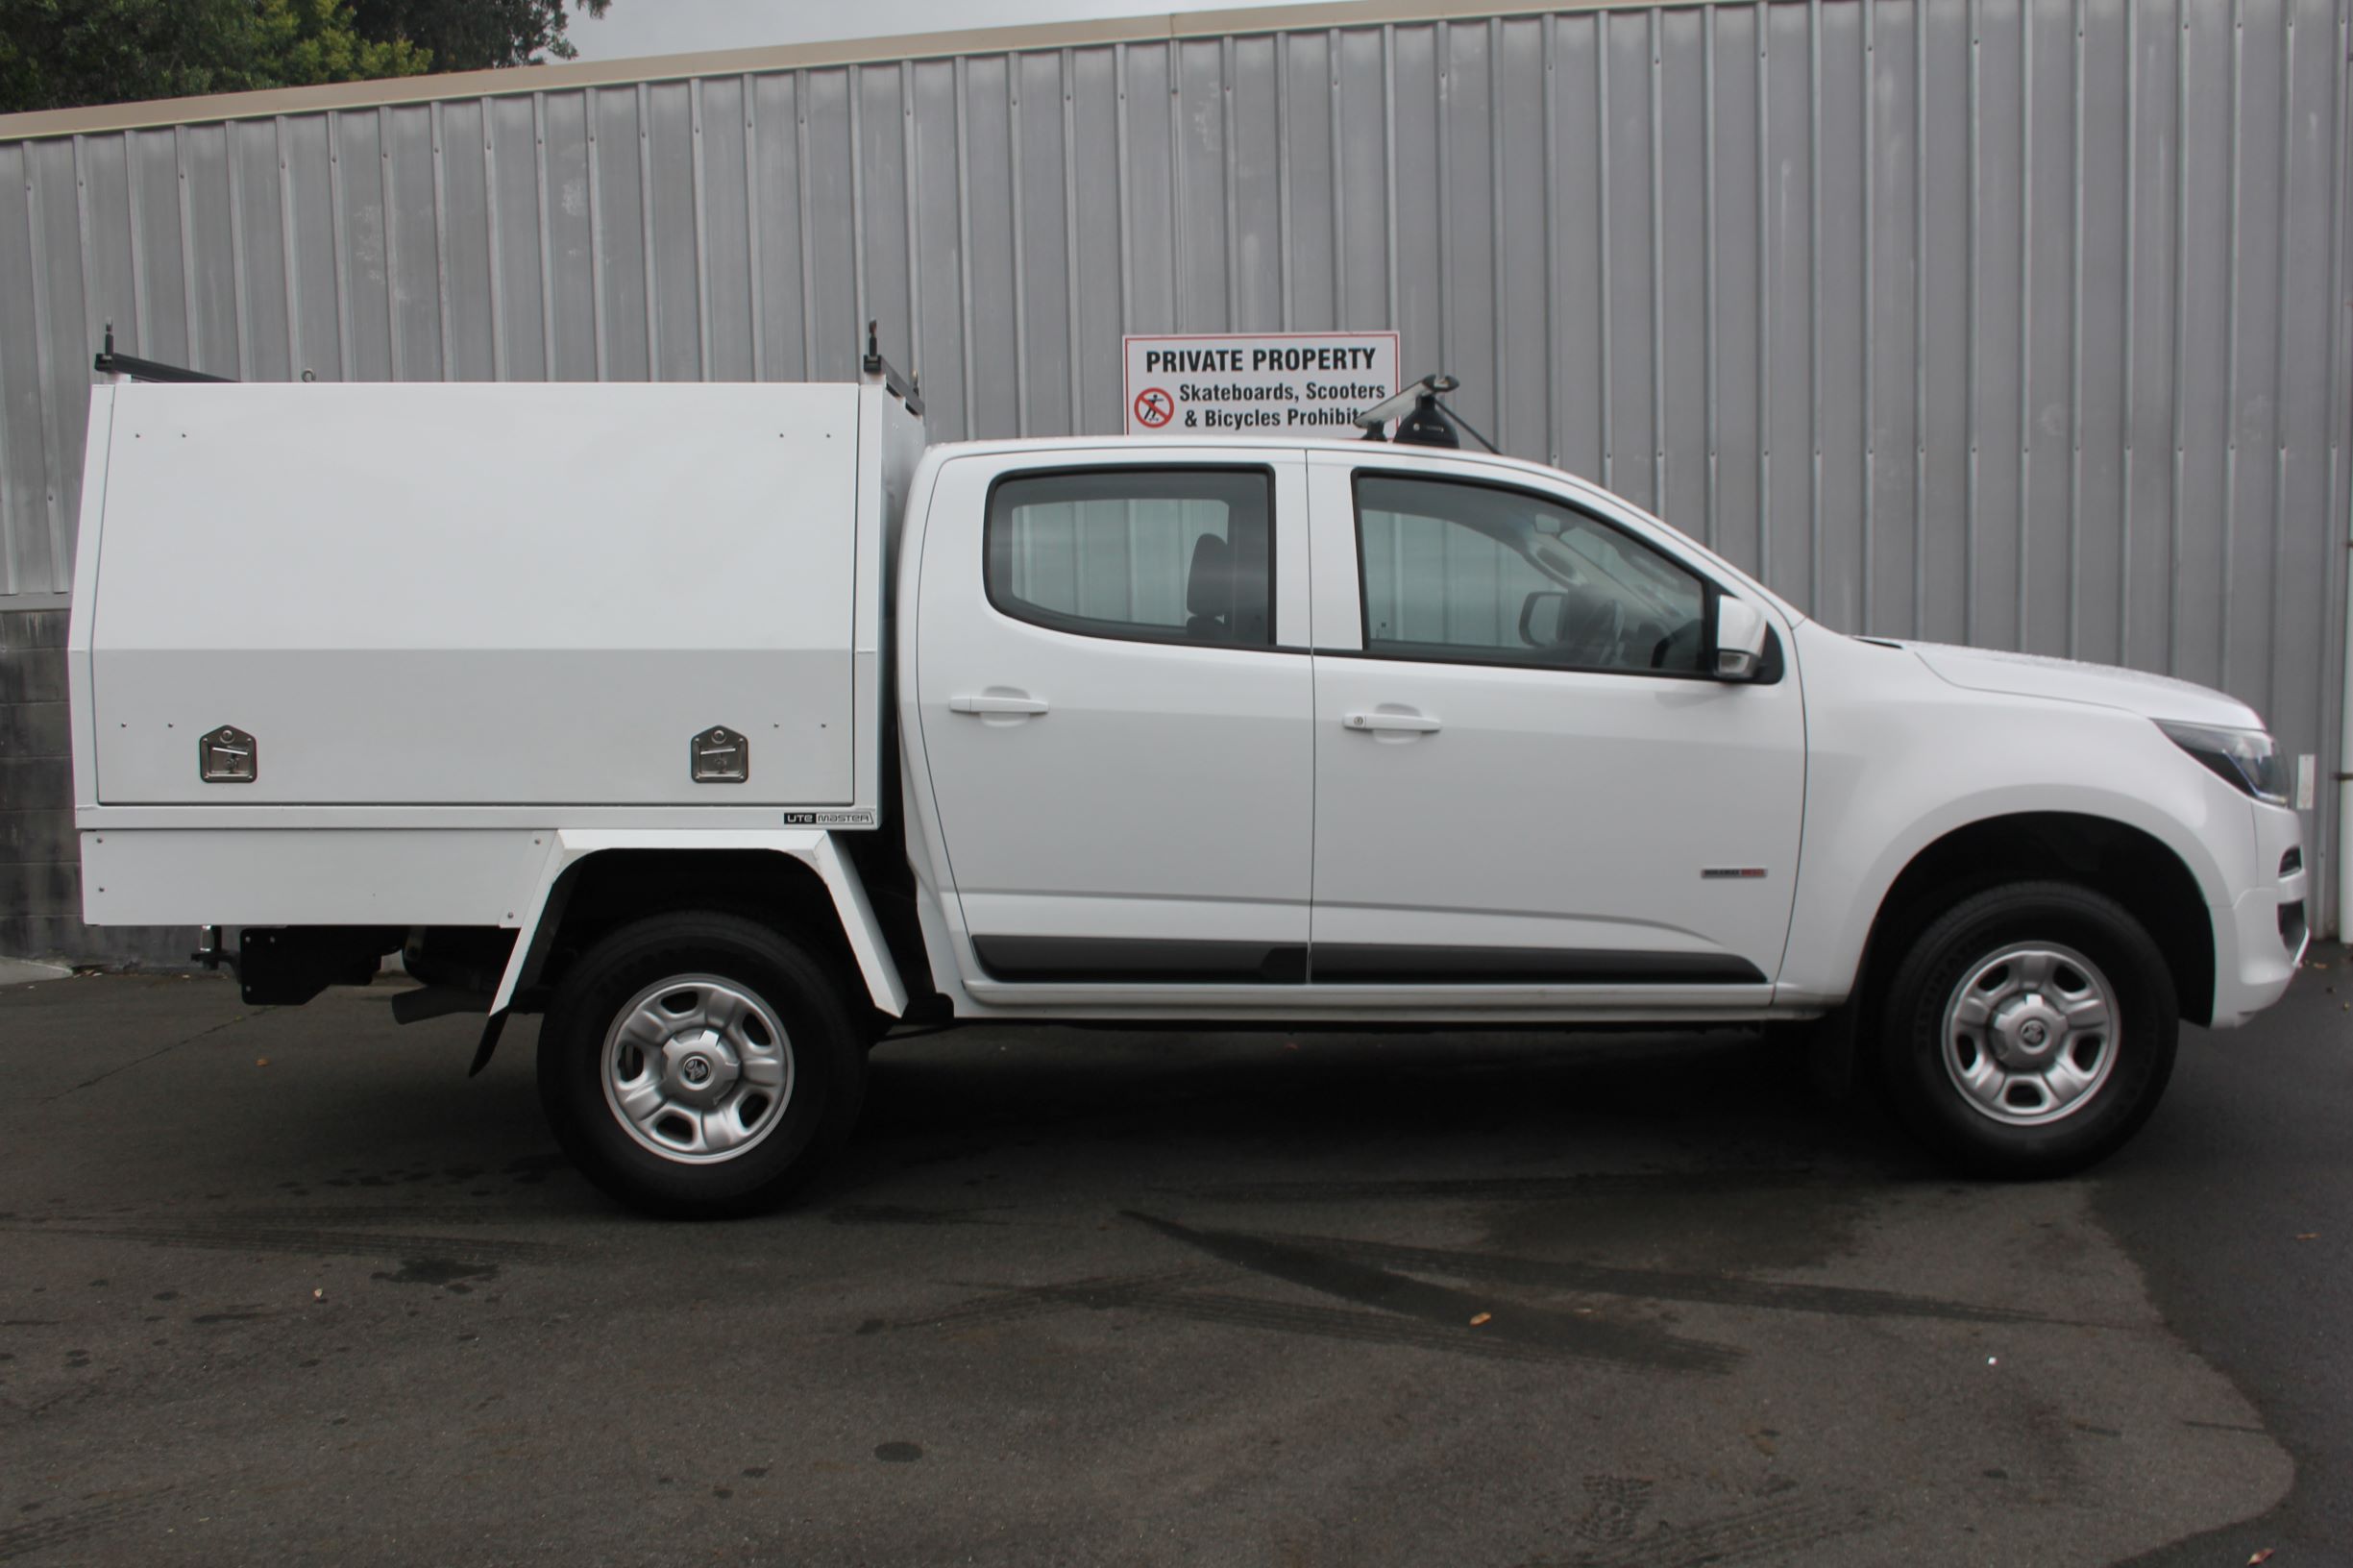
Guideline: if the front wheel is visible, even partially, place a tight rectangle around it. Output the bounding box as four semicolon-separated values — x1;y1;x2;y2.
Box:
537;912;868;1217
1876;881;2178;1179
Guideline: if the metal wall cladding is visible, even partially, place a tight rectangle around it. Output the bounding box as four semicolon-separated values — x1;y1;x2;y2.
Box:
1;0;2349;919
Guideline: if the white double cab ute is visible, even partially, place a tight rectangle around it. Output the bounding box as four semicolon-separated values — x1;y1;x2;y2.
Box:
67;358;2308;1214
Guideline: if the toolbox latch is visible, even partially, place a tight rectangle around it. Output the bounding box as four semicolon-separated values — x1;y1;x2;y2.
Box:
691;725;748;784
199;724;257;783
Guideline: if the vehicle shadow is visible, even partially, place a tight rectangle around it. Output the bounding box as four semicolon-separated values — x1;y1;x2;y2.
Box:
826;1024;1933;1214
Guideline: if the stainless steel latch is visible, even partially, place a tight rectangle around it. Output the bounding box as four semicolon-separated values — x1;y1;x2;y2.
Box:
691;725;748;783
199;724;257;782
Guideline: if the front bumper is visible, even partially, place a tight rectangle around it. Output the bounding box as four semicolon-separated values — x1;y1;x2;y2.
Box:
2209;800;2308;1028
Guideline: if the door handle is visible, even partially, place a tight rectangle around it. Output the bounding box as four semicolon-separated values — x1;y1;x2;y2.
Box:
948;693;1050;716
1343;709;1441;734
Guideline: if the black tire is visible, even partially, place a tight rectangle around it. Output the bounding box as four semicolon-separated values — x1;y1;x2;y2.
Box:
536;912;868;1217
1876;880;2177;1179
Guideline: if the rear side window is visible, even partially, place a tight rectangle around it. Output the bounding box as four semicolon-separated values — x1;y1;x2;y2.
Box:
986;468;1274;647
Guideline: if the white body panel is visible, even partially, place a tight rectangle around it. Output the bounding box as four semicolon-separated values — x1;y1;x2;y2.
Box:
1773;624;2304;1028
77;380;909;812
81;829;553;926
1305;655;1802;975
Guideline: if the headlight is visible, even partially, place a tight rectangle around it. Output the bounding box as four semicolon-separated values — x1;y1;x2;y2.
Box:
2157;721;2290;805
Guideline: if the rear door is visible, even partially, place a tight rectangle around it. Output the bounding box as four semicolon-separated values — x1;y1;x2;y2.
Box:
913;449;1314;993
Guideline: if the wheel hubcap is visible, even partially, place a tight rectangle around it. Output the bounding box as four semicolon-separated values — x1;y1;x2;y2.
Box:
1941;943;2119;1127
601;975;794;1164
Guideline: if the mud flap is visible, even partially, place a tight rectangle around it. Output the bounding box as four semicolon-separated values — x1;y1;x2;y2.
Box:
468;1012;508;1078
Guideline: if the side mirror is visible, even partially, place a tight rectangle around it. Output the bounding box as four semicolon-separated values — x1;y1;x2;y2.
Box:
1711;595;1770;681
1518;589;1571;647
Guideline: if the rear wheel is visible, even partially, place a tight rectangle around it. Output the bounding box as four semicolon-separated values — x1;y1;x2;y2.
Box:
1876;881;2177;1178
537;912;867;1217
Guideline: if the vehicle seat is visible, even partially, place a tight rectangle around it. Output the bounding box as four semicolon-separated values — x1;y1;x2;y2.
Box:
1553;584;1623;666
1186;533;1233;639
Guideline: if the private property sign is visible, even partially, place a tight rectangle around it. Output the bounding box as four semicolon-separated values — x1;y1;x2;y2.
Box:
1122;331;1401;435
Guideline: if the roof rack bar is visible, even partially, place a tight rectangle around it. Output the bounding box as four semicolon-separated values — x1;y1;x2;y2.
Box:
92;323;233;384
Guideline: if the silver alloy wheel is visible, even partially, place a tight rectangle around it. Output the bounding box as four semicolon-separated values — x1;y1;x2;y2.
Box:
601;974;795;1164
1940;942;2119;1127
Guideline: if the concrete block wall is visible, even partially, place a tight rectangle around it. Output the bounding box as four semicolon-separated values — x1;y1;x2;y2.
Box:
0;606;189;965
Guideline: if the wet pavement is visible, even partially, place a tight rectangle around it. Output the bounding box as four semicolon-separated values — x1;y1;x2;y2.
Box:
1;958;2343;1566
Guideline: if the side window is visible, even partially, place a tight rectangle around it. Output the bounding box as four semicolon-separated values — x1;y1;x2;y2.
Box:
986;468;1274;647
1355;474;1709;674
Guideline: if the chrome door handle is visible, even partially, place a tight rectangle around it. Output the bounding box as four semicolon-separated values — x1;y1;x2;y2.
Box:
1343;710;1441;734
948;694;1050;716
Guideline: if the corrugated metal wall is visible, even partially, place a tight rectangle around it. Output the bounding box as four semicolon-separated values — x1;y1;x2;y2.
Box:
2;0;2349;922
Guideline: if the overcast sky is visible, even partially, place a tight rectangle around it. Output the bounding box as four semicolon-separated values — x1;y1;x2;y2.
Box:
567;0;1356;62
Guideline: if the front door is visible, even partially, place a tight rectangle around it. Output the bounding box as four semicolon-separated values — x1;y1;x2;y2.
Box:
1307;457;1806;991
914;450;1315;992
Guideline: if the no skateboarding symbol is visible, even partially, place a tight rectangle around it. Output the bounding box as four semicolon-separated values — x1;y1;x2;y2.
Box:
1133;386;1174;429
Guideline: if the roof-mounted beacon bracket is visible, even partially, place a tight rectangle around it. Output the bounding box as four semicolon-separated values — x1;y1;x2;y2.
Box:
1355;371;1501;453
862;319;924;417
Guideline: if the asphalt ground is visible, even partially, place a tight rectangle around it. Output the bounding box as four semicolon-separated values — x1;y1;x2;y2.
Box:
0;956;2342;1567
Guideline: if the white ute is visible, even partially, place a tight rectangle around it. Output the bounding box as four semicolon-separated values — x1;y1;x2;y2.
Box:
67;360;2307;1214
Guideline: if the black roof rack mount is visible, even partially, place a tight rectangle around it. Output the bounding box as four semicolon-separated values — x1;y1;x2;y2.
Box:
92;324;233;384
862;319;922;417
1355;372;1501;453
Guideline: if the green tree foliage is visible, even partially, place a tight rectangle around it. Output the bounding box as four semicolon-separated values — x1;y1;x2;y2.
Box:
257;0;429;85
0;0;610;114
350;0;612;71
